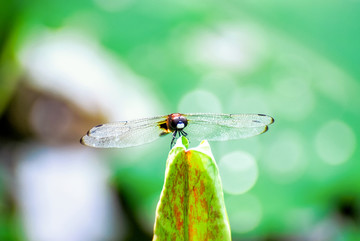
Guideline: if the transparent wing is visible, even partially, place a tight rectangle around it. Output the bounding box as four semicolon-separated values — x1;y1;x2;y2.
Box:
183;113;274;141
81;115;169;148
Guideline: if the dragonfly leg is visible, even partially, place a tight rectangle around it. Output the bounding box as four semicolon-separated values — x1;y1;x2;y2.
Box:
170;130;178;148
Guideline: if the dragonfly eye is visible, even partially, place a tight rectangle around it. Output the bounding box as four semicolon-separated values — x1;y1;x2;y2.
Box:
169;115;188;130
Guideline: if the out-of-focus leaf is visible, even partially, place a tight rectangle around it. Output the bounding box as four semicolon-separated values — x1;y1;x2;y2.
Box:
153;136;231;241
0;0;21;117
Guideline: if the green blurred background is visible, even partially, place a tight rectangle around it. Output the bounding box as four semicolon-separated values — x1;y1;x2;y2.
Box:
1;0;360;240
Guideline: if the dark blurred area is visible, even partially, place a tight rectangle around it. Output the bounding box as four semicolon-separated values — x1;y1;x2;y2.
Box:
1;0;360;240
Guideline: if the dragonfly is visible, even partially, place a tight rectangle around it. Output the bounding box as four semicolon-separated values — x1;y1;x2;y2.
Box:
80;113;274;148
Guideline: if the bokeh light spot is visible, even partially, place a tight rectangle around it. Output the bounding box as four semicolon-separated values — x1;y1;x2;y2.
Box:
315;120;356;165
184;23;267;73
314;67;349;106
225;194;262;233
263;130;306;183
227;87;271;114
271;76;315;121
219;151;258;195
178;89;222;113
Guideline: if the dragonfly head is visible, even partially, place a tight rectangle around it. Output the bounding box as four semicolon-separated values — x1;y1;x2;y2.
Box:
168;113;188;131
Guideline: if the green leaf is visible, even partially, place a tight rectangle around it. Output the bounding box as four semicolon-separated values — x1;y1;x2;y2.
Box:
153;137;231;241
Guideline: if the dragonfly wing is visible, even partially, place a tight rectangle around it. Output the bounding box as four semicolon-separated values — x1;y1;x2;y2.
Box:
81;115;169;148
183;113;274;141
